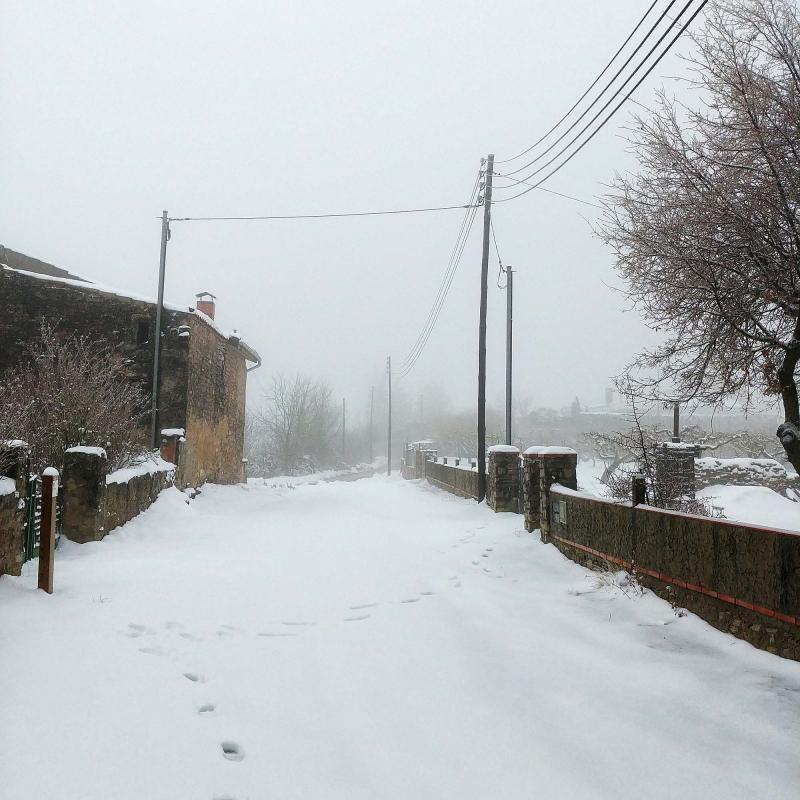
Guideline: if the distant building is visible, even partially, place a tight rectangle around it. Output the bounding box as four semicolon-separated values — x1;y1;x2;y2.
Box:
0;245;261;486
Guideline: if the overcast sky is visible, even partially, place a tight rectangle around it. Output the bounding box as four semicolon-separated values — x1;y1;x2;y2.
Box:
2;0;694;423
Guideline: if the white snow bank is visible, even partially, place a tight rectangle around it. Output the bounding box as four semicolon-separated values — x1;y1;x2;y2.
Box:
65;446;107;457
697;484;800;532
488;444;520;454
1;477;798;799
106;456;175;485
523;445;577;456
160;428;185;438
0;476;16;496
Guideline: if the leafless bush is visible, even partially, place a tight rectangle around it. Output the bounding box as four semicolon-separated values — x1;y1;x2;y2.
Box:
0;323;149;474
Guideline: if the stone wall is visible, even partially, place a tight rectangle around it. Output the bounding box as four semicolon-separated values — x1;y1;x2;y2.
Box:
0;268;191;436
423;460;480;500
486;446;520;512
182;315;248;487
0;267;254;488
0;445;27;576
62;448;175;543
547;484;800;661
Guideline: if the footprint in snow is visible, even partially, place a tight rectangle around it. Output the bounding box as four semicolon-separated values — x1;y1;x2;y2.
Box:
198;703;216;714
400;598;420;604
257;632;297;638
126;623;154;638
420;591;435;596
165;621;183;630
138;646;166;656
349;603;379;610
183;672;207;683
282;621;316;627
221;741;245;762
344;614;370;622
179;632;202;642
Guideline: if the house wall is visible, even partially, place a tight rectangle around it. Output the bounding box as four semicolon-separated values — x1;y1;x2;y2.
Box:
181;316;247;487
0;269;251;487
0;268;190;434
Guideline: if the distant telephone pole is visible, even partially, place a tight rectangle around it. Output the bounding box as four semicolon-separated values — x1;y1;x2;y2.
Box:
342;398;346;462
477;155;494;501
369;385;374;463
386;356;392;476
505;264;513;446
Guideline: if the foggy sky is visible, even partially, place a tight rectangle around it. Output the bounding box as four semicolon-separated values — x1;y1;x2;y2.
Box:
2;1;682;425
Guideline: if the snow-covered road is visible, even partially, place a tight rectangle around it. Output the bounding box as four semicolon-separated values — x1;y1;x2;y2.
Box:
2;476;799;799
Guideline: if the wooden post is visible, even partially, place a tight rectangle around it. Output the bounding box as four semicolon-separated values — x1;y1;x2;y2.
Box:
38;468;58;594
632;474;647;506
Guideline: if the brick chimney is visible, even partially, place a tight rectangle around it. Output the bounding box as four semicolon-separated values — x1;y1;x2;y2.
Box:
195;291;216;320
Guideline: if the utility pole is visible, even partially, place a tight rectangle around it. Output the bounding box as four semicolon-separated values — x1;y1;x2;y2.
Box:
477;154;494;501
369;386;374;464
386;356;392;476
672;402;680;443
342;398;346;463
149;210;169;450
505;264;513;446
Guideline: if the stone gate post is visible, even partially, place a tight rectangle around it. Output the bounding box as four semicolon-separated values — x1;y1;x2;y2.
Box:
62;446;108;543
487;445;520;512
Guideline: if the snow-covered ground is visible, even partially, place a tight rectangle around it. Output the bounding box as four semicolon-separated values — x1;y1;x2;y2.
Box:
2;476;799;799
577;459;800;532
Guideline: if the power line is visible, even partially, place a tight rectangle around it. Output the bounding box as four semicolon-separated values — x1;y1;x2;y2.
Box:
397;202;480;379
395;173;482;374
494;0;708;204
491;173;604;209
500;0;680;178
167;203;480;223
495;0;661;166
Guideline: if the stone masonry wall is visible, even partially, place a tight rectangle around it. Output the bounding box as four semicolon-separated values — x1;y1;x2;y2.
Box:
62;449;175;543
424;461;479;500
0;445;28;576
487;447;520;512
182;316;248;487
0;268;191;436
547;485;800;661
105;468;175;532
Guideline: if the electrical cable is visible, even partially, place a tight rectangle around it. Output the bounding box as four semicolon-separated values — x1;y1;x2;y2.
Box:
396;203;478;379
495;0;660;165
166;204;478;222
395;173;482;373
491;173;604;209
396;201;479;378
500;0;680;177
494;0;707;204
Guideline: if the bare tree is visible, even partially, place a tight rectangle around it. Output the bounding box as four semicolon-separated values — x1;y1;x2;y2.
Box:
0;323;149;474
251;373;338;476
598;0;800;473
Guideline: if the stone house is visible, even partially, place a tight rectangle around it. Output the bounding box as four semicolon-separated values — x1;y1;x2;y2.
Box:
0;245;261;487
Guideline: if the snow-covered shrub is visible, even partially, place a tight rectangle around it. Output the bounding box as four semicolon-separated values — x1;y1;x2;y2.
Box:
0;322;149;474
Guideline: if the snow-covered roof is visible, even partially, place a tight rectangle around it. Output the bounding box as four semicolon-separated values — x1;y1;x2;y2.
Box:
1;263;260;364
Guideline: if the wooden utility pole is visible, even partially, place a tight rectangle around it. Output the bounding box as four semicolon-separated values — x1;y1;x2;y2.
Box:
387;356;392;476
477;154;494;501
672;402;680;443
505;264;513;446
38;468;58;594
150;210;169;450
369;385;374;464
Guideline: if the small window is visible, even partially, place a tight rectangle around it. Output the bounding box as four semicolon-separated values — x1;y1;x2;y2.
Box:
136;321;149;345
